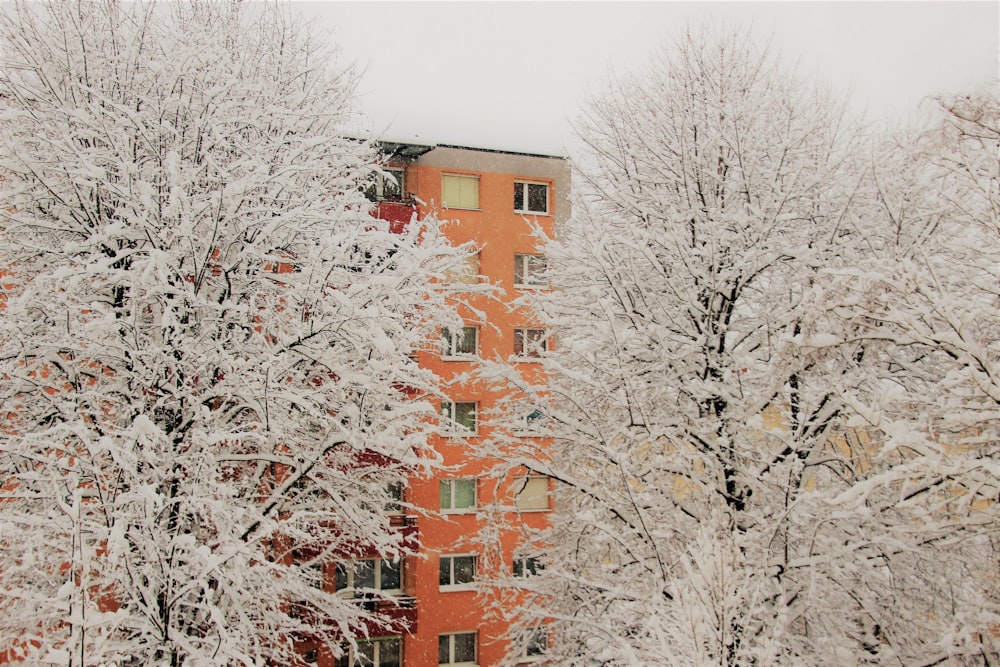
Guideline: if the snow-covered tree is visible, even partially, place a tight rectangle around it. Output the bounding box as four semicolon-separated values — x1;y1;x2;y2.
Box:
0;2;464;664
484;29;999;665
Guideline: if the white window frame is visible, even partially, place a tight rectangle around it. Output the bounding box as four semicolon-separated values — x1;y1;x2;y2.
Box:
439;554;477;590
514;180;550;215
514;476;550;512
442;174;480;210
513;254;547;288
442;326;479;359
513;328;547;359
335;558;403;596
441;401;477;434
440;478;477;513
439;631;478;665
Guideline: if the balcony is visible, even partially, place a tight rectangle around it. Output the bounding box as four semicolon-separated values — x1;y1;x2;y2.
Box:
374;200;416;234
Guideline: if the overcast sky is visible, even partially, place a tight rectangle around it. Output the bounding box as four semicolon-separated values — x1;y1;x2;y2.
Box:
297;2;999;156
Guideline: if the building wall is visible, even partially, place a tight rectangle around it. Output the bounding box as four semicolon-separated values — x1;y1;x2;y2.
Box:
399;145;568;667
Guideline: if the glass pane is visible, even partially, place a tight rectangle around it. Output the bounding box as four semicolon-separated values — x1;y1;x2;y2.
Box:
514;255;525;284
515;477;549;510
438;635;451;663
513;181;524;209
354;560;375;590
514;330;525;356
526;329;545;357
454;479;475;509
513;558;523;578
379;638;402;667
527;183;547;212
456;327;476;355
526;255;546;284
454;402;476;431
384;169;403;199
439;557;452;587
358;640;375;667
453;633;476;662
380;559;401;590
527;628;547;656
335;562;350;591
385;481;403;513
440;480;452;509
454;556;475;585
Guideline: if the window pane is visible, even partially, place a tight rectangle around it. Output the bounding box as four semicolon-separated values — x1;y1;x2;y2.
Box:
455;327;476;355
515;477;549;510
380;559;401;590
526;255;546;283
515;254;546;286
438;635;451;663
527;628;547;656
445;252;479;284
454;556;475;585
453;633;476;662
454;479;475;509
442;175;478;209
335;562;350;591
439;557;451;587
513;181;524;209
440;480;452;509
379;638;402;666
527;183;548;212
354;560;375;589
454;402;476;431
358;640;376;666
384;169;403;199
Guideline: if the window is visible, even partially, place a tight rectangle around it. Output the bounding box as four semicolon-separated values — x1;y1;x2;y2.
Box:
303;648;319;664
442;174;479;209
514;477;549;511
336;638;402;667
439;632;477;665
301;561;325;589
440;478;476;512
522;628;548;658
335;559;402;595
439;555;476;588
366;168;405;202
442;326;478;358
385;481;404;514
514;181;549;214
513;555;545;578
515;408;548;435
444;251;480;284
441;401;477;434
514;329;547;359
514;254;546;287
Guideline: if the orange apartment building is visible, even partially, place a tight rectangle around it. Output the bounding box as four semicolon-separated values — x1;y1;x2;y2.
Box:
297;143;570;667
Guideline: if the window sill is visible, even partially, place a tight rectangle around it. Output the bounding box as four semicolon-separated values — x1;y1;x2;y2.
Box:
514;209;551;216
441;508;477;515
441;355;478;362
439;584;477;593
442;206;481;212
513;283;547;290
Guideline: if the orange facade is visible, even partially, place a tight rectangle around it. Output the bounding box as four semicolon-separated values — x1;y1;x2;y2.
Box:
319;144;569;667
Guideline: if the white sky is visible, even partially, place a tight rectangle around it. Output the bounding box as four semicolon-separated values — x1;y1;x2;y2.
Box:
297;1;999;156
